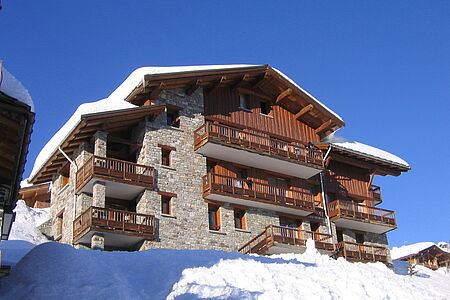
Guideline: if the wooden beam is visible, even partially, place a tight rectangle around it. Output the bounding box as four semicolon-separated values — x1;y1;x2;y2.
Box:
275;88;293;104
236;87;272;102
185;79;201;96
315;120;333;134
207;76;226;94
252;72;270;89
109;135;143;147
230;74;250;91
294;104;313;119
150;82;165;99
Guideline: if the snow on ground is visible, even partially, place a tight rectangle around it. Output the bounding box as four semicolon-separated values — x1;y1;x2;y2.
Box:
1;240;449;300
0;200;50;266
391;242;450;260
0;65;34;111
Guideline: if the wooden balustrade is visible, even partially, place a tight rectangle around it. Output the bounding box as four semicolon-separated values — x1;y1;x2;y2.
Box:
203;173;315;212
194;122;324;167
239;225;334;254
75;156;155;192
335;241;388;262
327;200;396;227
73;206;156;243
34;201;50;208
369;185;382;201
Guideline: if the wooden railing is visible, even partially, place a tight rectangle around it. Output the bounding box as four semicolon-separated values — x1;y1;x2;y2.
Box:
369;185;382;202
34;201;50;208
194;122;323;167
76;156;155;192
73;206;156;243
328;200;396;227
238;225;334;254
335;241;388;262
203;173;315;212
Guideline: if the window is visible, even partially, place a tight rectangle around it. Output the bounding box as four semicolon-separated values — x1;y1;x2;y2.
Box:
162;148;172;167
60;163;70;187
167;110;180;128
208;204;220;231
234;209;246;230
310;222;320;233
207;160;217;173
260;101;271;115
161;196;172;215
56;210;64;240
355;233;365;244
239;94;249;110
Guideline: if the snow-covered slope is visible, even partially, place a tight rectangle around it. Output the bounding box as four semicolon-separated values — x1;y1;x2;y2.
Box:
0;241;449;300
391;242;450;260
0;200;50;266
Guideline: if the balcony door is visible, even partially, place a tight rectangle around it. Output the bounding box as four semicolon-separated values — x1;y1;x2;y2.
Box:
279;216;303;240
268;177;290;198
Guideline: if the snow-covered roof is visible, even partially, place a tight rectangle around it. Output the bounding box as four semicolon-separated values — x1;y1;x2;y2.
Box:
108;64;344;123
391;242;450;260
322;134;410;169
0;64;34;112
29;97;136;181
30;64;345;182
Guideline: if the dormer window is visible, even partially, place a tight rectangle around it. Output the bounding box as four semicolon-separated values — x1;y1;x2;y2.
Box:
239;94;249;110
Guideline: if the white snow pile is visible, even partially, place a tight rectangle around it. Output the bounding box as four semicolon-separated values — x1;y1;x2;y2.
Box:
323;133;410;168
0;200;50;266
1;240;449;300
391;242;450;260
0;64;34;111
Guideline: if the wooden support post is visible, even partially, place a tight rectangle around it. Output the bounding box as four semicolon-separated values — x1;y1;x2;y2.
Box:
315;120;333;134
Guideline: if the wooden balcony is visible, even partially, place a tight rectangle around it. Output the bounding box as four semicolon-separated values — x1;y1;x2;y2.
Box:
335;241;388;263
369;185;382;202
194;122;324;179
73;206;156;248
328;200;396;234
239;225;334;255
203;173;315;216
75;156;155;197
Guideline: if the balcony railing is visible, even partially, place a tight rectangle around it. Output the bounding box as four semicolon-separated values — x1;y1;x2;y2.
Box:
203;173;315;212
73;206;156;243
369;185;382;202
194;122;323;167
328;200;396;227
75;156;155;192
238;225;334;254
335;241;388;262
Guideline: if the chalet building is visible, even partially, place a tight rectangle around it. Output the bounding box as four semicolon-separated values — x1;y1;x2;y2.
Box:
28;65;410;263
0;62;35;276
19;182;51;208
397;245;450;270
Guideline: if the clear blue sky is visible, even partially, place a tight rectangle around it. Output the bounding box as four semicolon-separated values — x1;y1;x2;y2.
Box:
1;1;448;247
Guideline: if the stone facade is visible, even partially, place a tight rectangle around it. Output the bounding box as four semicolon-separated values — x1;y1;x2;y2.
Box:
45;87;392;263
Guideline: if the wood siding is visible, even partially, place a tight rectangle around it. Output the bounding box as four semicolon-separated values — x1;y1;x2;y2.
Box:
203;87;320;144
326;161;372;202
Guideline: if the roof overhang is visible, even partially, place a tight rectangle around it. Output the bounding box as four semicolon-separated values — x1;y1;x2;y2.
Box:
30;105;166;184
316;143;411;176
125;65;345;138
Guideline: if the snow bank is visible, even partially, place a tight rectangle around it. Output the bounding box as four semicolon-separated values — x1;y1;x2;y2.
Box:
323;133;410;168
0;65;34;112
1;242;449;300
391;242;450;260
0;200;50;267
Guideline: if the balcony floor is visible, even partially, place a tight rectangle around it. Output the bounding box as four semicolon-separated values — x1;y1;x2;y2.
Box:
196;142;322;179
265;242;335;256
333;217;396;234
77;178;147;200
205;192;313;217
75;228;150;249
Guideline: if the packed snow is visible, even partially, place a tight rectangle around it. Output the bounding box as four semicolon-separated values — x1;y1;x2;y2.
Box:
1;206;449;299
1;241;449;300
0;64;34;112
323;133;410;168
0;200;50;266
391;242;450;260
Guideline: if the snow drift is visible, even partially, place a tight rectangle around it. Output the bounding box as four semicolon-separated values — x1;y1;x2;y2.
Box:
1;242;449;300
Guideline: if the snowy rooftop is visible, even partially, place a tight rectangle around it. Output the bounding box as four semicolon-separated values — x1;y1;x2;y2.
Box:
0;64;34;112
391;242;450;260
29;64;344;182
322;134;410;168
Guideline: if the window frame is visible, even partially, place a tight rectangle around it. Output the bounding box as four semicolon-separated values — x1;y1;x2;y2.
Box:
161;195;172;215
233;208;246;230
208;203;221;231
